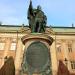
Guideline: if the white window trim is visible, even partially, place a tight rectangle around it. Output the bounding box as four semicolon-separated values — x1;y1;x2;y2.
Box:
0;42;5;50
56;44;61;52
10;42;16;50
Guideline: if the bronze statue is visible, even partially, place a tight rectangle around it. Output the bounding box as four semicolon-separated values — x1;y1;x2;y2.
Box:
27;0;47;33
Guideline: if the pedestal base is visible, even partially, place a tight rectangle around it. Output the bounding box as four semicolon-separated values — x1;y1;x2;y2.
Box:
20;33;53;75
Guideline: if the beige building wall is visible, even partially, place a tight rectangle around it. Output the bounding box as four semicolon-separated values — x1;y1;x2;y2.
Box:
0;27;75;75
55;35;75;73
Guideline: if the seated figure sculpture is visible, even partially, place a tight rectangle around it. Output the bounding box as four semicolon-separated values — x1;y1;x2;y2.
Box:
27;0;47;33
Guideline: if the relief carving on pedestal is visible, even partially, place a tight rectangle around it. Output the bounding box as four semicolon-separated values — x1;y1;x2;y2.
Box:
21;41;52;75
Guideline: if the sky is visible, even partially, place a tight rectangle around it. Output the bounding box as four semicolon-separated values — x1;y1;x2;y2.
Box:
0;0;75;27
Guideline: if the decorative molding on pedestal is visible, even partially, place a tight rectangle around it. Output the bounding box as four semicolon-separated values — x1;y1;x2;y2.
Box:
21;33;54;46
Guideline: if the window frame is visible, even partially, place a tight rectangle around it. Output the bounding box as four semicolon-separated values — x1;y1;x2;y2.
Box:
0;42;5;50
68;43;72;52
56;44;61;52
70;61;75;69
10;42;16;51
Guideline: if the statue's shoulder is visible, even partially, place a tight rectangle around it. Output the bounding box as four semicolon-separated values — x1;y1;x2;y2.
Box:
33;9;37;13
36;10;44;18
33;9;37;11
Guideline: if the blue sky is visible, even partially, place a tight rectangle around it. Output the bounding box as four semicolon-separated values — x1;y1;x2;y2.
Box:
0;0;75;26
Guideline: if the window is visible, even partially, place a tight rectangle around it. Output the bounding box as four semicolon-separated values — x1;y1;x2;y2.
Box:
10;42;16;50
70;61;75;69
56;44;61;52
0;42;5;50
68;44;72;52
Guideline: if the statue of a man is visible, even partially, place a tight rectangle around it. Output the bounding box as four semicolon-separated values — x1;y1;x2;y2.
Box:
27;0;47;33
34;5;47;32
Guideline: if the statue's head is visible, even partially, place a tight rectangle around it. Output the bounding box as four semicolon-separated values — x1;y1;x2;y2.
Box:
37;5;41;10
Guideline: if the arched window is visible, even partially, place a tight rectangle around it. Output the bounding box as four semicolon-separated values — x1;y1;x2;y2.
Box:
56;44;61;52
68;43;72;52
70;61;75;69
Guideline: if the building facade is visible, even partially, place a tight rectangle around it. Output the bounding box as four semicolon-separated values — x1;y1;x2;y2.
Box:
0;25;75;75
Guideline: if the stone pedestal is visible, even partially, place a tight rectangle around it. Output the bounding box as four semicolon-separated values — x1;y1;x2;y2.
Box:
20;33;54;75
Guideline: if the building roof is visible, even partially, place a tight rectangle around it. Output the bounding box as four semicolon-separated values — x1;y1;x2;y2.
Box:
0;25;75;35
0;25;29;33
52;26;75;33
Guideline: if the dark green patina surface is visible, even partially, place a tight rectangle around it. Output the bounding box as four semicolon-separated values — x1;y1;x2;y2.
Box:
27;0;47;33
26;41;49;71
21;41;52;75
